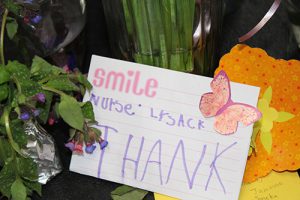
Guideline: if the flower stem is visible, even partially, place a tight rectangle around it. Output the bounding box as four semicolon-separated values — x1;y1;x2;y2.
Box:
0;9;8;65
4;107;18;157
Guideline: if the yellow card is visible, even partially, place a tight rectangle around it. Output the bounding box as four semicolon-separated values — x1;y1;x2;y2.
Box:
154;193;178;200
239;171;300;200
155;171;300;200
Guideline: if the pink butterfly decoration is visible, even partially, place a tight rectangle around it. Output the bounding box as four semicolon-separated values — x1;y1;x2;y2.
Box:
199;70;262;135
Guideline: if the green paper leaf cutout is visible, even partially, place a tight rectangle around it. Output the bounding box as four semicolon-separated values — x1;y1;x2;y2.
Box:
111;185;148;200
11;178;27;200
260;131;272;154
58;95;84;131
262;86;272;104
274;112;295;123
250;123;261;149
6;17;18;40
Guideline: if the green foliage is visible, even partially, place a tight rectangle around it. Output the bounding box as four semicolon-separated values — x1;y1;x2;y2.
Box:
6;17;18;40
45;77;80;92
0;67;10;84
58;95;84;131
1;4;96;199
111;185;148;200
11;178;27;200
81;101;95;121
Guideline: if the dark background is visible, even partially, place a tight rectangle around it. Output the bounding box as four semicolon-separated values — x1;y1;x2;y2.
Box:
34;0;300;200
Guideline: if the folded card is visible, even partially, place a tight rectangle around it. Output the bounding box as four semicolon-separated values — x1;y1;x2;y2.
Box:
70;55;260;200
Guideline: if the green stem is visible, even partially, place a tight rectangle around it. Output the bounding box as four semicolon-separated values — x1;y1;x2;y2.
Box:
0;9;8;65
4;107;17;157
42;85;66;96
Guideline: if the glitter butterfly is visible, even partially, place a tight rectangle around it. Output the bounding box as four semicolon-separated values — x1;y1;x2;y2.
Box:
199;70;262;135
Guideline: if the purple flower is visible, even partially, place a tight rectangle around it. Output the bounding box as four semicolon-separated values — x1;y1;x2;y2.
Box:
36;93;46;103
31;15;42;24
33;109;40;117
85;144;96;154
65;141;75;151
99;140;108;150
20;112;30;121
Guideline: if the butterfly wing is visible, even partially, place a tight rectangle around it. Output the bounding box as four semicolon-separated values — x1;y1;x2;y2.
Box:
199;70;231;117
214;103;262;135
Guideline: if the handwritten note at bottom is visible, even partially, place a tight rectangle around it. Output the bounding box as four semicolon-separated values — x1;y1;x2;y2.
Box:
239;171;300;200
70;56;260;200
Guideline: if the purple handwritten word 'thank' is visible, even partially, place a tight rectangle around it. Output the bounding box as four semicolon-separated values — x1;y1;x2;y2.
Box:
120;133;237;193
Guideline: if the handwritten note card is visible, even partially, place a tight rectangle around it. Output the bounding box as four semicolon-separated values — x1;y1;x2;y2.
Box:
239;171;300;200
70;55;260;200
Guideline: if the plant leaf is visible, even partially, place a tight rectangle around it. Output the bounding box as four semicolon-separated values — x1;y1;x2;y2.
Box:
11;178;27;200
3;0;21;15
45;77;80;92
262;86;272;104
36;91;53;124
77;73;92;92
0;158;16;198
31;56;65;80
274;112;295;122
0;84;9;102
23;180;41;196
81;102;95;121
260;131;272;154
17;157;38;181
11;120;28;148
6;61;42;97
111;185;148;200
6;17;18;39
58;95;84;131
0;67;10;84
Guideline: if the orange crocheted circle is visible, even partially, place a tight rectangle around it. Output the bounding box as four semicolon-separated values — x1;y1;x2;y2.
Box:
215;44;300;183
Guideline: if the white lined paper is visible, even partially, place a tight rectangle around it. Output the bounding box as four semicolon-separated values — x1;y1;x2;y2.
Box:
70;55;260;200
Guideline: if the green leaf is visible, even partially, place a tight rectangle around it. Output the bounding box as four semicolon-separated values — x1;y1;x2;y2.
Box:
11;120;28;148
3;0;21;15
31;56;64;81
0;67;10;84
0;158;16;198
111;185;148;200
77;73;92;92
45;77;80;92
69;129;76;140
11;178;27;200
6;17;18;39
274;112;295;123
58;95;84;131
0;84;9;102
81;102;95;121
17;157;38;181
6;61;42;97
23;180;41;196
262;86;272;104
0;137;13;164
260;131;272;154
36;91;53;124
250;123;261;149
